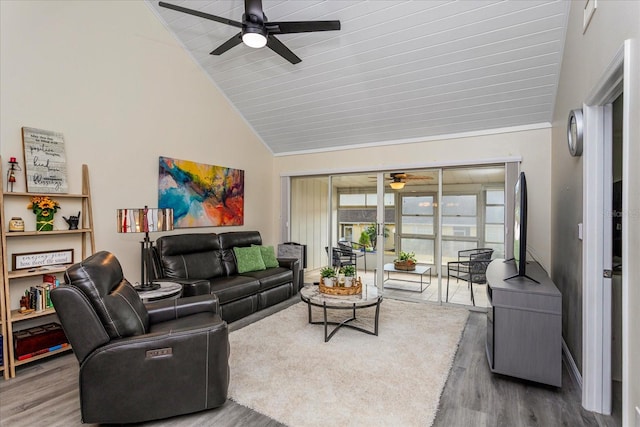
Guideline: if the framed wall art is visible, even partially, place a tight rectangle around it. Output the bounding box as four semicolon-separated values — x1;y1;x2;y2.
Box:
158;156;244;228
22;127;69;193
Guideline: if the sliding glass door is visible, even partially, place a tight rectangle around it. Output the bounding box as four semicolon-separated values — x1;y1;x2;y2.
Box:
287;164;508;307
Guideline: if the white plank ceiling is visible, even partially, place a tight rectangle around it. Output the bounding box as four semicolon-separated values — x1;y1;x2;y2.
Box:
147;0;569;155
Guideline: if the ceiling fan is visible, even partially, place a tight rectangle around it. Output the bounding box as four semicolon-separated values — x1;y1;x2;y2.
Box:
158;0;341;64
372;172;435;190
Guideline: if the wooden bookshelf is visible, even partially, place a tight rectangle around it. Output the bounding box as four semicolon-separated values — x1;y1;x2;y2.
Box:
0;158;94;378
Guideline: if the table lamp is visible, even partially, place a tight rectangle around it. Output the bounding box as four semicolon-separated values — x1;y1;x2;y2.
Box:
116;206;173;291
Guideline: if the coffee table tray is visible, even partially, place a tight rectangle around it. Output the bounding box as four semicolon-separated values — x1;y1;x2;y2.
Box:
319;278;362;295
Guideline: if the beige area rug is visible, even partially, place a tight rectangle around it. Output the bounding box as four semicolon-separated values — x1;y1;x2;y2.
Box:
228;298;469;427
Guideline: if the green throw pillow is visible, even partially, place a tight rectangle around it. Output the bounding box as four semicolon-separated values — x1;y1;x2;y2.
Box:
253;245;279;268
234;246;266;273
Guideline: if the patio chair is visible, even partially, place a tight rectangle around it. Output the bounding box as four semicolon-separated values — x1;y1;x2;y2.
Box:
326;246;358;273
446;248;494;306
338;240;367;272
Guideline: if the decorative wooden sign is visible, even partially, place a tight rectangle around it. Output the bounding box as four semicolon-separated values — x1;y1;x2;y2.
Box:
12;249;74;271
22;127;69;193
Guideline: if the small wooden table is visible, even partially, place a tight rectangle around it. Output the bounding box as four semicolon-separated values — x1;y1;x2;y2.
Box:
378;263;431;293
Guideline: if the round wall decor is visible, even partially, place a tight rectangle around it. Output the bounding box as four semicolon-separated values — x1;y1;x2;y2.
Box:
567;109;584;157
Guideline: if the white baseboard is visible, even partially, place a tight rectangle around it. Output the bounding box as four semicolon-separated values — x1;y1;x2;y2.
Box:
635;406;640;427
562;338;582;390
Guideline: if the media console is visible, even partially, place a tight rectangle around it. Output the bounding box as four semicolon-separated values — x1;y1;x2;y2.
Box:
485;259;562;387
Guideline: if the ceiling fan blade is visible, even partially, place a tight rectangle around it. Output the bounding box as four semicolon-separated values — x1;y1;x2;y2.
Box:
158;1;242;28
267;20;341;34
266;35;301;64
210;33;243;56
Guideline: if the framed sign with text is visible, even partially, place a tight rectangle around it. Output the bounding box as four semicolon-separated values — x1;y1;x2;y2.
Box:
22;127;69;193
12;249;74;271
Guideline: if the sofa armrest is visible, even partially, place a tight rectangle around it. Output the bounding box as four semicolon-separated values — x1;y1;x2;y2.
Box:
146;294;220;324
278;257;300;292
155;278;211;297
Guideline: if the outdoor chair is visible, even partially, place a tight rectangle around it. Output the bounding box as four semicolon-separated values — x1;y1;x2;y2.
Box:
338;240;367;272
446;248;494;306
326;246;358;273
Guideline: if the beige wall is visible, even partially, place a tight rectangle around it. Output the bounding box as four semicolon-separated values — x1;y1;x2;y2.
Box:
551;0;639;423
0;1;275;295
274;128;552;270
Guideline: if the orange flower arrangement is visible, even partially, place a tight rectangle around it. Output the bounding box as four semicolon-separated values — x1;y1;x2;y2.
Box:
28;196;60;216
28;196;60;231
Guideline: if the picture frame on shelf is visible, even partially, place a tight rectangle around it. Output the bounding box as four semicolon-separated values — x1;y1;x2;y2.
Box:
12;249;74;271
21;127;69;194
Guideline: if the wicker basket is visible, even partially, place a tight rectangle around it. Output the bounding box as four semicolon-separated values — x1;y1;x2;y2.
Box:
319;277;362;295
394;260;416;271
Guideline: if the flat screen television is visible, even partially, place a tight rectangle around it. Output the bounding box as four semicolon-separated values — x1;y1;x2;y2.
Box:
506;171;538;283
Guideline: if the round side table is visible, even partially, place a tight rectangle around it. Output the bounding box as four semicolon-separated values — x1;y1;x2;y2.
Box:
138;282;182;303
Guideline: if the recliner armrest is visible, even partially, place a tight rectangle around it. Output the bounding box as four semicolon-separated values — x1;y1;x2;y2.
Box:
146;294;219;324
79;316;229;424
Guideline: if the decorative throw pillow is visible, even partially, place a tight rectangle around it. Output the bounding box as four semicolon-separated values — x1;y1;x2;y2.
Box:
234;246;266;273
253;245;279;268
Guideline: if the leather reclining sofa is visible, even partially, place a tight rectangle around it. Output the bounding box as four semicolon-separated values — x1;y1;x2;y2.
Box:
150;231;300;323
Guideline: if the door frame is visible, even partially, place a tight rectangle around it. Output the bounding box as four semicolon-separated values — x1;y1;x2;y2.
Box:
582;40;633;416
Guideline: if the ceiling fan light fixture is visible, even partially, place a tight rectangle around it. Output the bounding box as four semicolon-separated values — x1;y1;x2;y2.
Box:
389;181;405;190
242;28;267;48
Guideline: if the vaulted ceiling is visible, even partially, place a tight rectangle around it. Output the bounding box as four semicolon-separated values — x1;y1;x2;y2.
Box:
147;0;569;155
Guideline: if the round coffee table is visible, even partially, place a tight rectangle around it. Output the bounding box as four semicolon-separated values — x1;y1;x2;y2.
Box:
299;285;382;342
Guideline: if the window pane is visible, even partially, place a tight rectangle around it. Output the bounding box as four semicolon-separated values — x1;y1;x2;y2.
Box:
442;195;476;216
366;193;377;206
486;242;505;259
442;216;477;237
400;238;434;264
486;190;504;205
402;196;434;215
442;241;477;264
384;193;395;206
485;206;504;224
401;216;433;235
339;194;365;206
485;224;504;243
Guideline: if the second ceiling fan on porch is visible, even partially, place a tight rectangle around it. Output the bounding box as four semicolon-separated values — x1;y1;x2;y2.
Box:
158;0;341;64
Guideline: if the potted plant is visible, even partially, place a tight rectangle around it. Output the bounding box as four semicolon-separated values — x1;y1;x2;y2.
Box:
394;251;417;271
339;265;356;287
320;266;337;287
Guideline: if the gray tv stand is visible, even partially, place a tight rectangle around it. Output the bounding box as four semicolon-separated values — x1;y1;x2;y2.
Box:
485;259;562;387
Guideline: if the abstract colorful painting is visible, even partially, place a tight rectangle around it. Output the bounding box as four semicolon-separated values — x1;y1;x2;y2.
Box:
158;156;244;228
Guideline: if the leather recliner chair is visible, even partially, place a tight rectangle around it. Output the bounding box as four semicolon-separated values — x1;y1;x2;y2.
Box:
51;251;229;424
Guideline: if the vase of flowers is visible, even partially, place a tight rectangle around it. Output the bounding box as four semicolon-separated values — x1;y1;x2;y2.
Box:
28;196;60;231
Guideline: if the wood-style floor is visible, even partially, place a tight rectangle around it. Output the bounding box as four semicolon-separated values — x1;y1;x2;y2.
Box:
0;296;620;427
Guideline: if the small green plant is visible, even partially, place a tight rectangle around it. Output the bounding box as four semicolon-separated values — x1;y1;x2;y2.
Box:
320;266;337;278
358;231;371;249
396;251;416;263
340;265;356;277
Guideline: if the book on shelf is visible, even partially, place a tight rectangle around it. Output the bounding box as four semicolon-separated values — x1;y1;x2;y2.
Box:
19;274;61;313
